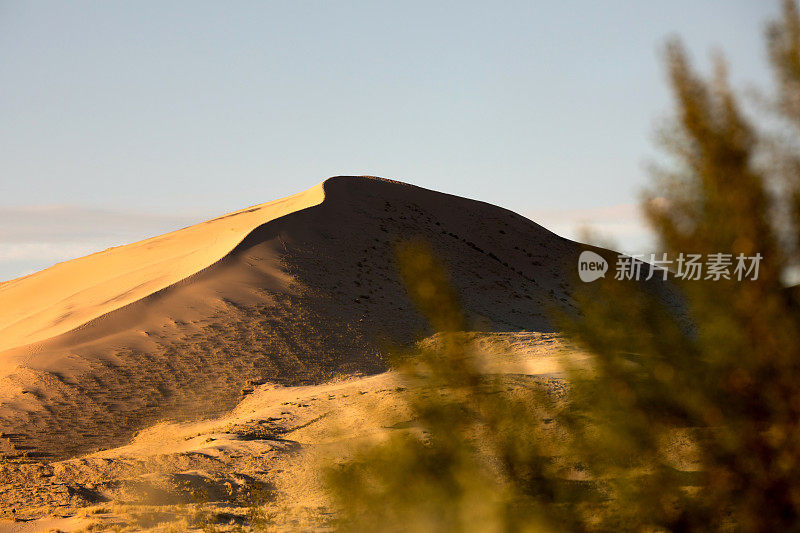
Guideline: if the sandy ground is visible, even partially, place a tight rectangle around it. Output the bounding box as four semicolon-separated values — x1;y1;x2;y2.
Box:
0;332;584;532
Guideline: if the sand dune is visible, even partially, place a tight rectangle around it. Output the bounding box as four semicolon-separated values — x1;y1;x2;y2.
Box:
0;176;605;463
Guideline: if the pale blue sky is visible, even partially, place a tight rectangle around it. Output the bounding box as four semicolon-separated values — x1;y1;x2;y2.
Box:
0;1;779;279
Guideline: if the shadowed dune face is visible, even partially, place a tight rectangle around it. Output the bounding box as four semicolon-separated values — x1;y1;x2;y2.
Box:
0;176;590;461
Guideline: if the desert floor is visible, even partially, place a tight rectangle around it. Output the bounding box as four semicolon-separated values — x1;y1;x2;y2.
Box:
0;332;580;532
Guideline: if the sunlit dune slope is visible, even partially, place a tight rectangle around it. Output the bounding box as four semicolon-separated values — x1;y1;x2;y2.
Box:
0;184;326;353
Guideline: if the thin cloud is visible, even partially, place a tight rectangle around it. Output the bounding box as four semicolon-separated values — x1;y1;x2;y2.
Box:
0;205;206;243
528;203;657;255
0;205;212;281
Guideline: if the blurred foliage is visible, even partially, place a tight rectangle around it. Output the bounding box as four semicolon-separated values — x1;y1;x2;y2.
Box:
326;240;585;532
325;1;800;531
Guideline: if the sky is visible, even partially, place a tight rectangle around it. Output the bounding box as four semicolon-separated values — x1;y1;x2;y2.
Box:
0;1;779;281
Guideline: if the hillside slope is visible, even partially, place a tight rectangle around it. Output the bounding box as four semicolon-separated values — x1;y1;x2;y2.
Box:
0;176;604;461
